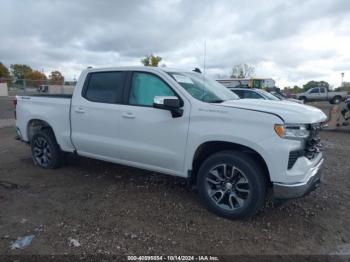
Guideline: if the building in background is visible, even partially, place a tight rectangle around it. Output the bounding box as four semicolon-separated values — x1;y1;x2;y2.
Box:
217;78;276;89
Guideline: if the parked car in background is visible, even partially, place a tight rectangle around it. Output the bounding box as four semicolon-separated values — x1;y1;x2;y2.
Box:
229;88;280;101
15;66;327;219
230;88;302;104
270;91;304;104
296;87;347;104
37;85;48;93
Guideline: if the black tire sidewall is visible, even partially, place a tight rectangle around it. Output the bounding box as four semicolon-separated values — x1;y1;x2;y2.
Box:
197;151;266;219
333;97;341;104
31;130;62;169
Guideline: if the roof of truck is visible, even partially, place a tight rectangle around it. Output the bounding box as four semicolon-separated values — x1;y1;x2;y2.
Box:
84;66;193;73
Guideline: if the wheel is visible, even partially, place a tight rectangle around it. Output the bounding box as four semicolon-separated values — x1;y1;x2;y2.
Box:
197;150;267;220
31;129;63;169
331;96;341;104
299;96;307;103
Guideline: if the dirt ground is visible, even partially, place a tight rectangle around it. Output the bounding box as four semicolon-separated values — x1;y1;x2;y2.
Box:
0;99;350;257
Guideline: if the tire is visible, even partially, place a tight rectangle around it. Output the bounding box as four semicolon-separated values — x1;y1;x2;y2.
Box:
197;150;267;220
299;96;307;104
31;129;63;169
331;96;341;104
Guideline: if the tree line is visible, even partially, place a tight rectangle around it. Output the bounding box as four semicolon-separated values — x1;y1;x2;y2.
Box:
0;62;64;86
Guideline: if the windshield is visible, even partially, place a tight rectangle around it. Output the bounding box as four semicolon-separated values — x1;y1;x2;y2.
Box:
257;90;281;100
168;72;238;103
271;91;286;99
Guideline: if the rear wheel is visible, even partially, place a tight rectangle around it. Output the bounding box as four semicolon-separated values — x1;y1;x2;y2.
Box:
31;129;63;169
197;151;267;220
331;96;342;104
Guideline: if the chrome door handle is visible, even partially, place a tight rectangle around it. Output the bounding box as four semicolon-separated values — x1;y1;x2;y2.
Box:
75;107;85;113
122;112;135;119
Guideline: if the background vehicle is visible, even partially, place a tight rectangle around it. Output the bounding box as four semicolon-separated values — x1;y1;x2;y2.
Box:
229;88;280;101
230;87;302;104
270;91;303;104
15;66;327;219
296;87;347;104
37;85;49;93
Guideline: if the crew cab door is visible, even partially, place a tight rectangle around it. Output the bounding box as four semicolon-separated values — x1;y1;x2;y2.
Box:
71;71;126;160
307;88;320;101
118;71;190;175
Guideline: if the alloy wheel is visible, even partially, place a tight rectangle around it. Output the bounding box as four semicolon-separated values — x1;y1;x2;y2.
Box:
205;163;250;211
33;136;52;167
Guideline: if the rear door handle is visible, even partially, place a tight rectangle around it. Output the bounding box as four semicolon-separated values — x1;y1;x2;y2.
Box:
75;107;85;113
122;112;135;119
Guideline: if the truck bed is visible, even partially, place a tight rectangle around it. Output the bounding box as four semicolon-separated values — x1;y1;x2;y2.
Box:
16;94;74;151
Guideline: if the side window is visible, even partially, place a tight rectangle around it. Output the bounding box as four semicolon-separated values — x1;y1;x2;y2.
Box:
244;90;264;99
129;72;175;106
310;88;319;94
84;71;125;103
320;88;325;93
232;90;244;98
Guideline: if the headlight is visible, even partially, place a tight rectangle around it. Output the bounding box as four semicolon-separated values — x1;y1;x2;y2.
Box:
274;124;310;139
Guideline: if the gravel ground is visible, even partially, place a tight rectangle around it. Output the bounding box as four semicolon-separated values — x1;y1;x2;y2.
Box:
0;99;349;257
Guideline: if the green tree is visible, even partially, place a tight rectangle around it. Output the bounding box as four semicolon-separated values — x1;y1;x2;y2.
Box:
49;70;64;85
10;64;33;80
0;62;10;80
141;54;162;67
284;85;303;94
302;81;329;92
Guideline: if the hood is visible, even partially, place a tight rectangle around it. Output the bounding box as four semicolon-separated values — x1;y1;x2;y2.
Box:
219;99;327;124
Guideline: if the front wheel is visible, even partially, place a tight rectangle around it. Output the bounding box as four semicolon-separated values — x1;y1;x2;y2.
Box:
299;96;307;104
197;151;267;220
31;130;63;169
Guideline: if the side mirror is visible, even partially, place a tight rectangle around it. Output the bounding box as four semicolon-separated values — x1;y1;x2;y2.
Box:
153;96;183;118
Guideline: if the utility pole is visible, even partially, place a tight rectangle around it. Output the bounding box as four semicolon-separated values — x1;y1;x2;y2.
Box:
341;72;344;87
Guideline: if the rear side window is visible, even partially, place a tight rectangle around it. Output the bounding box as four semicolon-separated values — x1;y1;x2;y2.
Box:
83;71;125;103
243;90;264;99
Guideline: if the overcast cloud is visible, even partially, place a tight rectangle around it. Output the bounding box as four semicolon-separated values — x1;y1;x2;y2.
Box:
1;0;350;87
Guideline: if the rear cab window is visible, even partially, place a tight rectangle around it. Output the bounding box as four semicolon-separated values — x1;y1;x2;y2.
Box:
82;71;126;103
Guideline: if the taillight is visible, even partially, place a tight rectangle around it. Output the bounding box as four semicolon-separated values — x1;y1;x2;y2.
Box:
13;99;17;120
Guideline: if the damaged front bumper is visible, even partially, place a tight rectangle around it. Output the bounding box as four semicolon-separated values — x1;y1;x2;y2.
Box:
273;156;323;199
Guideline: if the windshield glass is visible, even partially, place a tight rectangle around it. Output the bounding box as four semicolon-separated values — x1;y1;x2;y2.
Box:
271;91;286;99
168;72;238;103
257;90;281;100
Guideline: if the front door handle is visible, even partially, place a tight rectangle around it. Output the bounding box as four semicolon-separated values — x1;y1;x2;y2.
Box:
75;107;85;113
122;112;135;119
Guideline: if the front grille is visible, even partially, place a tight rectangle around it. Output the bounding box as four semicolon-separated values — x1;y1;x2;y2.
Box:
287;123;322;170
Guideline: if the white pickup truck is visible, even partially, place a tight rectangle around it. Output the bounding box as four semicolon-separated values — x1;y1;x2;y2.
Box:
15;66;327;219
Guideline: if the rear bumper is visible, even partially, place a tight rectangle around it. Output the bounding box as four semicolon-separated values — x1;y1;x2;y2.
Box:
273;157;323;199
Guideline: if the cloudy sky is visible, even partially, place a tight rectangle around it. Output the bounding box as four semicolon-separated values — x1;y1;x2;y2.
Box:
1;0;350;87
